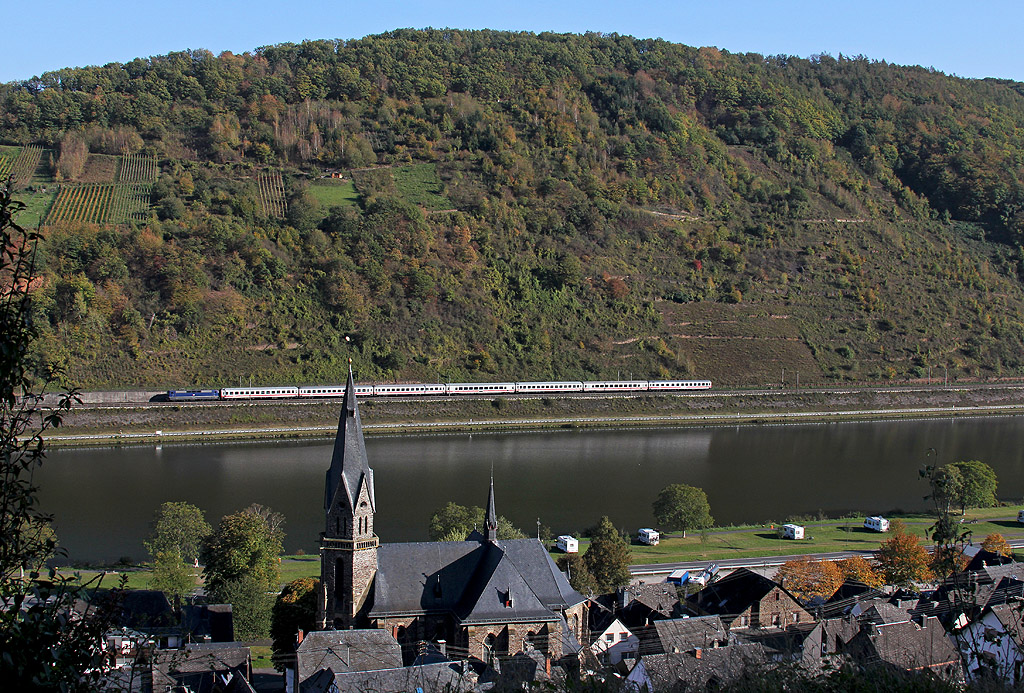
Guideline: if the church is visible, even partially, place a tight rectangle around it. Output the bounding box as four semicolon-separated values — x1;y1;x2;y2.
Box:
315;370;588;664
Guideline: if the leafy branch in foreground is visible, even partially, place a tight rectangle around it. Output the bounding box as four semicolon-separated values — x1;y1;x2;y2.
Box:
0;182;120;690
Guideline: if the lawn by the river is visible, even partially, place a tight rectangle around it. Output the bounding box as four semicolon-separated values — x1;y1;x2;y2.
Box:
59;507;1024;590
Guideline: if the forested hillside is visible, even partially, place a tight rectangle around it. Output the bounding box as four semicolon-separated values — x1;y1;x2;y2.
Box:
4;29;1024;388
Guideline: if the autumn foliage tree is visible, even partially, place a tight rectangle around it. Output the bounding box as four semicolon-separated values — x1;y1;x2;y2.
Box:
875;522;933;587
834;556;883;588
981;533;1013;558
776;557;843;602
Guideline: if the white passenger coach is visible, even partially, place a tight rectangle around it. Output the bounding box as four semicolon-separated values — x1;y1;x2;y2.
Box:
169;378;712;401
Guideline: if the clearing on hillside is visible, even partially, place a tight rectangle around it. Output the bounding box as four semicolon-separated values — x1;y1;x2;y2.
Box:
78;154;119;183
658;302;822;387
309;178;359;208
393;163;452;210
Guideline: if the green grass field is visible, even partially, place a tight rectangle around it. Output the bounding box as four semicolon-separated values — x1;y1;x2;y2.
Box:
308;178;359;208
627;507;1024;564
57;506;1024;594
12;187;57;228
393;163;452;210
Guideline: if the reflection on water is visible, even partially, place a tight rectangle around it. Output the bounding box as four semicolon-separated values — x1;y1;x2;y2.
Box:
36;417;1024;563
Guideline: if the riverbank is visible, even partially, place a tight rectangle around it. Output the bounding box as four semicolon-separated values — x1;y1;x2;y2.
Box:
61;507;1024;590
42;384;1024;446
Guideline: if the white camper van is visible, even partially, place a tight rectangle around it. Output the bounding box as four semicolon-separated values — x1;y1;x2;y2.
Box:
782;523;804;540
864;516;890;533
638;528;660;545
556;535;579;553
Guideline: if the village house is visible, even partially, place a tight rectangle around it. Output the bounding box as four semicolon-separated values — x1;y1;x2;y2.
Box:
586;597;638;665
687;567;811;629
956;601;1024;684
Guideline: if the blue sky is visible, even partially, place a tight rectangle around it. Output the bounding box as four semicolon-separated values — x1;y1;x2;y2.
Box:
2;0;1020;83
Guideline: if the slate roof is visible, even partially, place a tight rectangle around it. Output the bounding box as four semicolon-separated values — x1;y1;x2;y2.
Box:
324;369;374;513
989;603;1024;649
624;583;681;616
302;662;476;693
733;622;819;660
369;538;584;625
964;548;1015;571
151;643;251;691
822;579;885;618
917;572;1024;622
629;643;768;691
295;629;403;684
182;603;234;642
847;617;961;674
862;601;914;625
640;616;727;655
586;594;619;636
116;589;175;629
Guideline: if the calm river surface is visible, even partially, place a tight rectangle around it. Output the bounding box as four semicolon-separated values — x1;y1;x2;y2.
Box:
37;416;1024;563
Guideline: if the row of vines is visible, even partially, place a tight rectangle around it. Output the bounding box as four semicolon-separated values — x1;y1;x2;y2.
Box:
119;153;159;183
45;183;152;225
0;146;43;188
256;172;287;218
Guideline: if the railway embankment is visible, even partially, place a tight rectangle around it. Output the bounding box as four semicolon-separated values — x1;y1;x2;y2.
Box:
40;384;1024;447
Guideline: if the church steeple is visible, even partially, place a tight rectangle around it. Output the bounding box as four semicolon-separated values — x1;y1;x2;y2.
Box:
485;475;498;543
324;367;374;518
318;366;378;630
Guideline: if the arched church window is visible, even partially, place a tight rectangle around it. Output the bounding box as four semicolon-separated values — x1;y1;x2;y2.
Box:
484;633;497;667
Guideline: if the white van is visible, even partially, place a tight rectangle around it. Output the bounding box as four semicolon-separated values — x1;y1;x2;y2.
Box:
638;528;660;545
864;516;890;533
556;535;578;553
782;524;804;540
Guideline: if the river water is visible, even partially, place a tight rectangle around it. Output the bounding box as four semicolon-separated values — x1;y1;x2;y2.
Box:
36;416;1024;563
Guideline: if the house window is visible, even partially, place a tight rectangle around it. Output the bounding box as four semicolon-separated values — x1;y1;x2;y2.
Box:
619;633;629;641
606;633;615;643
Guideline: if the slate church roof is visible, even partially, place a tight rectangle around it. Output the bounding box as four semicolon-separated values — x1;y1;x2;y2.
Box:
370;538;585;625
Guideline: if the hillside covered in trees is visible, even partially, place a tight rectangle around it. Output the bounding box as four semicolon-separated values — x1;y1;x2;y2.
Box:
4;29;1024;388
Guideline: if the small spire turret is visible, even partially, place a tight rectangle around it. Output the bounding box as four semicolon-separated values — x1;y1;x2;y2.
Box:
485;475;498;543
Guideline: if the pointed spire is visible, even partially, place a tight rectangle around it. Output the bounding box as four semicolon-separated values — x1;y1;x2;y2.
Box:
485;475;498;543
324;366;374;515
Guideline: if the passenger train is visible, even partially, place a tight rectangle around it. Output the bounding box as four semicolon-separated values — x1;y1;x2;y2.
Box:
167;378;712;401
